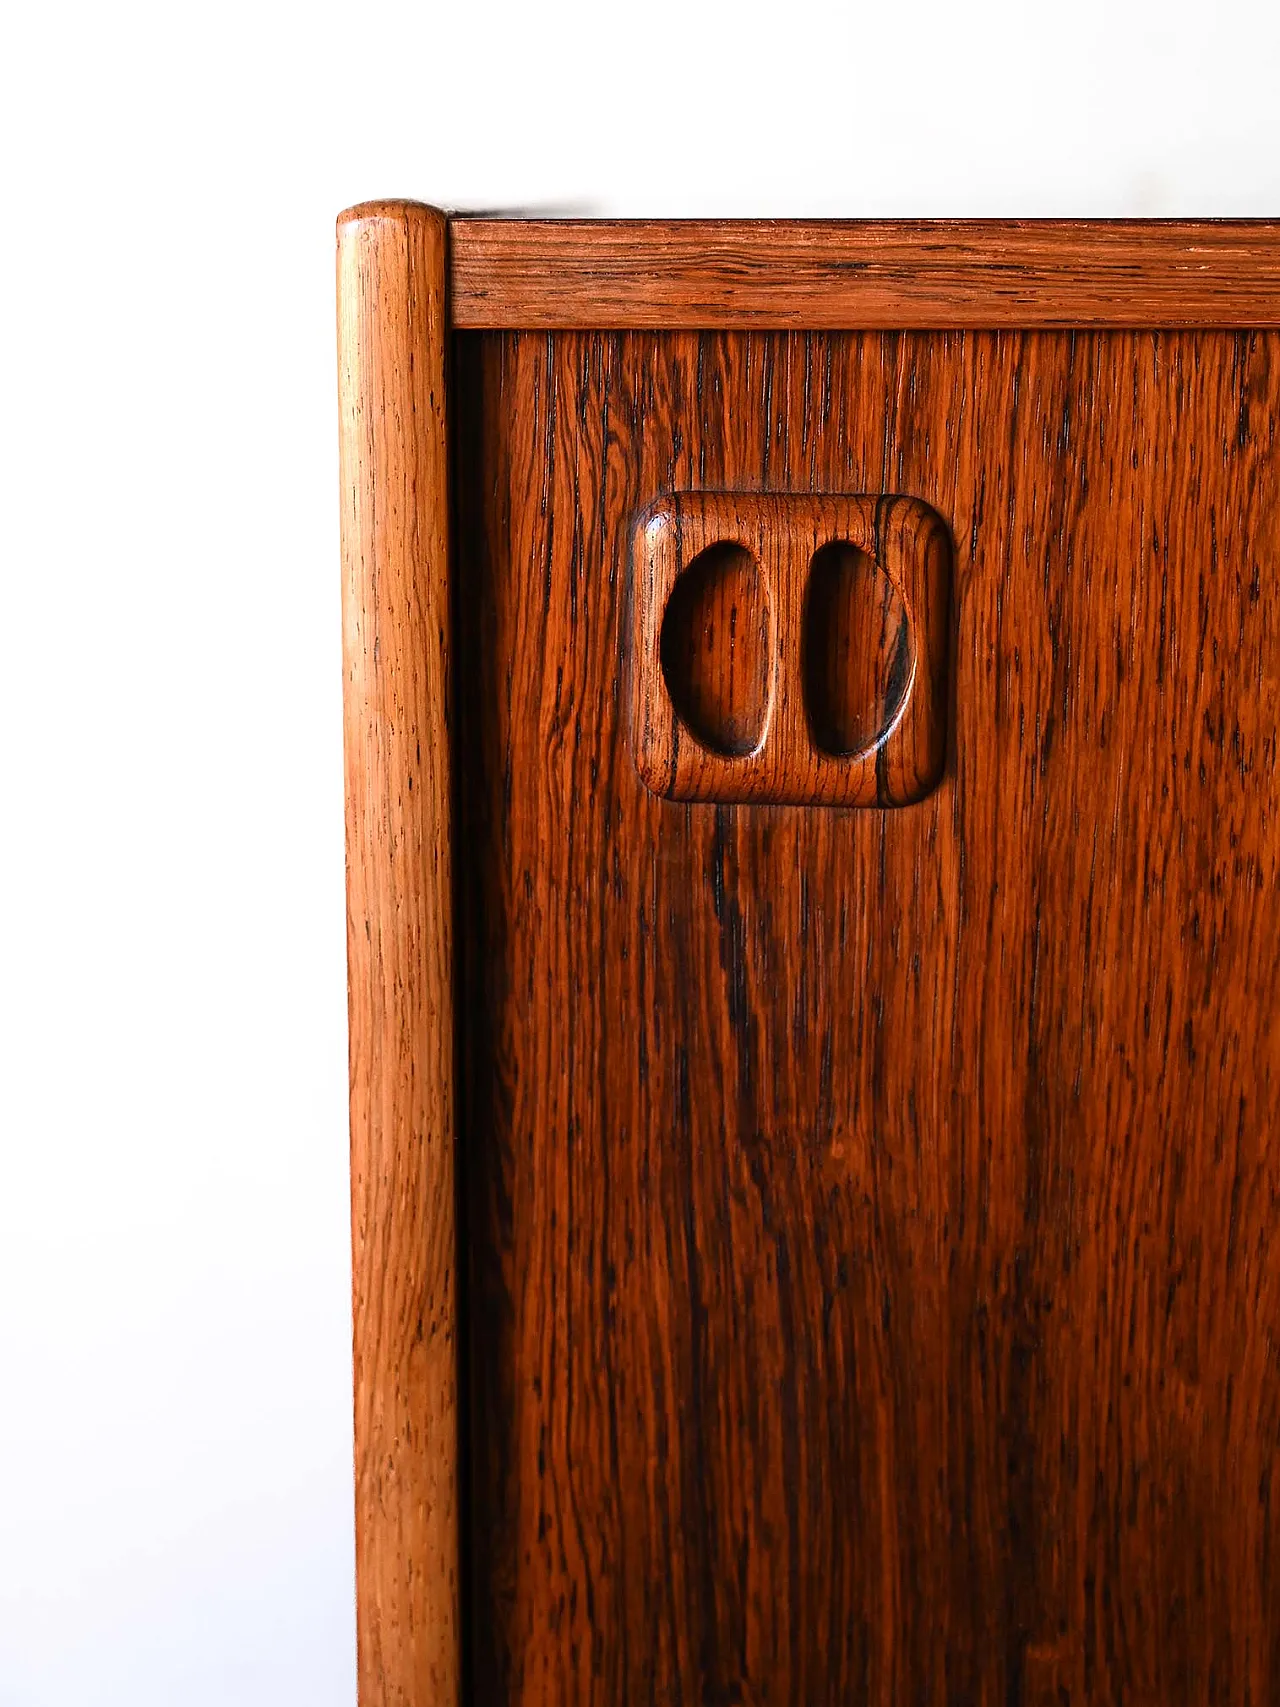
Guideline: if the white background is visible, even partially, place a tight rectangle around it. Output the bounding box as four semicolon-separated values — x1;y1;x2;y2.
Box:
2;0;1278;1701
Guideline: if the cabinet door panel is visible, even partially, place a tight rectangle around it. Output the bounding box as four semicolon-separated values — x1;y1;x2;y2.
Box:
455;328;1280;1707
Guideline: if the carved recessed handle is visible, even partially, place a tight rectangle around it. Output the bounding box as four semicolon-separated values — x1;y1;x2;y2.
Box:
628;492;952;807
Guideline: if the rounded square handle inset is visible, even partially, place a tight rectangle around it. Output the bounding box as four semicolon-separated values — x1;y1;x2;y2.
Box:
628;491;952;807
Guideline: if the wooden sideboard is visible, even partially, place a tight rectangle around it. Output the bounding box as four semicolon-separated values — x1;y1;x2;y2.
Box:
338;205;1280;1707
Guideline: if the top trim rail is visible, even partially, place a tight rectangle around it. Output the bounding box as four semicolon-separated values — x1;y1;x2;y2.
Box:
445;218;1280;329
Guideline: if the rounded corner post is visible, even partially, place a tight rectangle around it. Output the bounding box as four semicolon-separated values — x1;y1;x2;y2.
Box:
336;200;460;1707
337;197;447;238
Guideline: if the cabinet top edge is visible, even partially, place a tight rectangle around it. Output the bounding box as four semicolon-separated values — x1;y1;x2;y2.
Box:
441;217;1280;330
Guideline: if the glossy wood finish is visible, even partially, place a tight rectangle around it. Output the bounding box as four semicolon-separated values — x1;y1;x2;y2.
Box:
455;325;1280;1706
450;221;1280;328
337;201;459;1707
630;491;950;805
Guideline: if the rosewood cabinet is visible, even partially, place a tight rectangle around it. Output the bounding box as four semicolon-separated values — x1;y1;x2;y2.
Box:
338;205;1280;1706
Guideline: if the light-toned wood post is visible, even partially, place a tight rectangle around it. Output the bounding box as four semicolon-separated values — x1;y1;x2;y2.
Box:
337;200;458;1707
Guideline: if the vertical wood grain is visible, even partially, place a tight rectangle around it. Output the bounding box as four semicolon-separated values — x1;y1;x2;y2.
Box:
456;326;1280;1707
337;201;458;1707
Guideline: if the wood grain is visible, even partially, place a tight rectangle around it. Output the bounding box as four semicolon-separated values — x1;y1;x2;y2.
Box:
455;325;1280;1706
630;491;950;806
337;200;458;1707
449;220;1280;329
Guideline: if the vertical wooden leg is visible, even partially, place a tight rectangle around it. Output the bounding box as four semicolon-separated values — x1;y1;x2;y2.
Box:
337;200;458;1707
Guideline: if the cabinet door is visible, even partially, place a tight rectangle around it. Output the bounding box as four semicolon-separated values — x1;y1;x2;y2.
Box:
453;327;1280;1707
